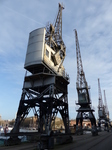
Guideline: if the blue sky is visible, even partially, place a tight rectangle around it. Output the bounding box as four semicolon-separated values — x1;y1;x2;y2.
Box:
0;0;112;121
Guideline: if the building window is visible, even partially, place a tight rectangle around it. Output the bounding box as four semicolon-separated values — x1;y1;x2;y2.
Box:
46;49;49;58
51;52;54;62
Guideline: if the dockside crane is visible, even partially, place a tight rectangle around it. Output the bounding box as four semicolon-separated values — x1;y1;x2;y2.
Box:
98;78;106;129
75;29;98;135
7;3;70;146
98;79;105;119
104;90;109;122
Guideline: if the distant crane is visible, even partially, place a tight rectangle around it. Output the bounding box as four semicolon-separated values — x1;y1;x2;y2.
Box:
104;90;109;121
98;78;106;130
75;29;98;135
98;78;105;120
98;79;110;131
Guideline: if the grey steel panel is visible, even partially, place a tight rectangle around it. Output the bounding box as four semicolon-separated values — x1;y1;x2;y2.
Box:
24;28;46;69
28;35;44;45
24;76;55;88
25;51;42;66
30;28;45;37
27;42;44;54
44;77;55;85
99;110;103;117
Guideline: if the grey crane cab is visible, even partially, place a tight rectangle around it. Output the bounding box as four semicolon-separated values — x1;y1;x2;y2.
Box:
24;27;66;78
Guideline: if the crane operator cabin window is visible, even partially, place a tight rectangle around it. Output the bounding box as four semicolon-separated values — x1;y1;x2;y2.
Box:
46;49;49;58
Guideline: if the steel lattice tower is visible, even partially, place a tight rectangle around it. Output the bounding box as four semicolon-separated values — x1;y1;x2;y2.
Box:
98;78;106;121
10;3;69;140
75;29;98;135
104;90;109;122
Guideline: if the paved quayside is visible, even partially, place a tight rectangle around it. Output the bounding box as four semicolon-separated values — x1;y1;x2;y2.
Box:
0;131;112;150
54;131;112;150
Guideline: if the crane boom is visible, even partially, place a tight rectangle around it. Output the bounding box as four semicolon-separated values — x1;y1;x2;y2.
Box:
75;29;90;104
54;3;64;42
45;3;66;71
104;90;109;119
75;29;87;89
45;3;65;50
98;78;103;108
98;78;105;119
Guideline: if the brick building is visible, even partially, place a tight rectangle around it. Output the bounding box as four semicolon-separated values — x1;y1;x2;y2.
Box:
70;119;91;128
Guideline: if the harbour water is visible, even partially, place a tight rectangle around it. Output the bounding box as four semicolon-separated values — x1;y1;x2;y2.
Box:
0;127;92;146
0;139;4;146
0;127;37;146
0;126;12;146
